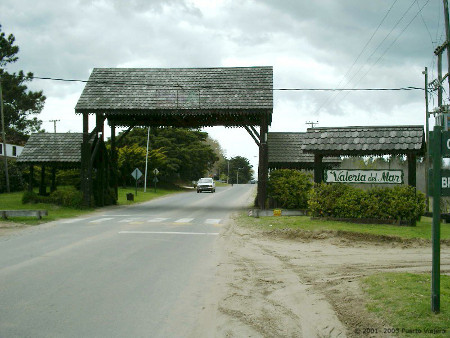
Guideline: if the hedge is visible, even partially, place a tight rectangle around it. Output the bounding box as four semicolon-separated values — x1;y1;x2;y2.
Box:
22;187;85;209
308;184;425;225
267;169;313;209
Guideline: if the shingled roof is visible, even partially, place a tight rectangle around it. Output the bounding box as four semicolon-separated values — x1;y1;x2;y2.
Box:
268;132;341;169
75;67;273;127
17;133;82;165
301;125;425;156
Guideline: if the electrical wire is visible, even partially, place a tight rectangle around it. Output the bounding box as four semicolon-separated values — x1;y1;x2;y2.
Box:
314;0;399;114
30;75;423;91
315;0;419;115
333;0;431;106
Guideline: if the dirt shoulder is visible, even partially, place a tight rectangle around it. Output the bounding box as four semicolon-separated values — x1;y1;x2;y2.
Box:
203;219;450;337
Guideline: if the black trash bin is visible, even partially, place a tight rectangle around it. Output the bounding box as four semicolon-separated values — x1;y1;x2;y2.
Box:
126;193;134;201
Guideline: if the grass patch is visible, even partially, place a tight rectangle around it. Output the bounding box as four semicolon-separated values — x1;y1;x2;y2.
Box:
0;186;186;225
116;186;187;205
0;191;94;225
238;214;450;241
362;273;450;337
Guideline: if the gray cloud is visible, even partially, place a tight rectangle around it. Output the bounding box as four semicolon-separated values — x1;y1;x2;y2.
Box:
0;0;442;140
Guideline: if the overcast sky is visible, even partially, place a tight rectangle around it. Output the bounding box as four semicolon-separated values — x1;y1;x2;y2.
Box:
0;0;445;171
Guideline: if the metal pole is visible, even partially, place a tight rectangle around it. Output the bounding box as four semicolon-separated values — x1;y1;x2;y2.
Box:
431;125;442;313
424;67;430;212
0;78;10;193
227;160;229;184
444;0;450;95
49;119;60;133
144;127;150;192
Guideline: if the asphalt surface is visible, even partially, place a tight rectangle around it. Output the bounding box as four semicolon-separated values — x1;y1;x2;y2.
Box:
0;184;256;337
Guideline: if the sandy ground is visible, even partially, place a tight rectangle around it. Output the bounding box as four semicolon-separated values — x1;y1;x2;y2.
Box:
3;218;450;337
195;220;450;338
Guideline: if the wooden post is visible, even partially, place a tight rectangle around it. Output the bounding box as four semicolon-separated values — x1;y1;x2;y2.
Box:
28;165;34;192
258;114;269;209
111;122;118;200
96;113;105;206
51;165;57;192
39;164;46;196
314;154;323;183
407;154;417;187
81;112;90;206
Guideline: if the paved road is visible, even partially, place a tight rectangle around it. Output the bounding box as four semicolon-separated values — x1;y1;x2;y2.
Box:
0;184;256;337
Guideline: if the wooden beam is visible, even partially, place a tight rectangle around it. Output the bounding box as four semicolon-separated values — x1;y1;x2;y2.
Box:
28;165;34;192
50;166;57;193
250;126;260;139
407;154;417;187
257;114;269;209
111;122;118;200
116;124;136;146
314;154;323;184
244;126;260;147
81;111;91;206
39;164;46;196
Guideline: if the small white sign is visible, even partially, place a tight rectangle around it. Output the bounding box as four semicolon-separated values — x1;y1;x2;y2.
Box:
153;168;159;175
131;168;143;180
324;169;404;184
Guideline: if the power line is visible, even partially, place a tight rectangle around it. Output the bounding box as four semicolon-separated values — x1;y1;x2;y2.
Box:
336;0;431;104
314;0;399;114
316;0;419;114
30;75;423;91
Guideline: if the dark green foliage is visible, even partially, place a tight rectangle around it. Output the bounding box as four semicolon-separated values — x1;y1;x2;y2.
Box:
267;169;313;209
21;190;36;204
0;159;24;192
22;187;85;209
56;169;81;188
0;25;46;144
309;184;425;225
219;156;253;184
112;127;218;185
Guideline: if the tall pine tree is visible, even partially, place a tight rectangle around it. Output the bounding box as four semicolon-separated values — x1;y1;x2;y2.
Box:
0;24;46;144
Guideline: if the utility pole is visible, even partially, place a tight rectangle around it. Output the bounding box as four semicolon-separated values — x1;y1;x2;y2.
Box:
0;78;10;193
306;121;319;129
429;0;450;314
236;167;243;184
444;0;450;95
424;67;430;212
49;119;60;133
144;127;150;192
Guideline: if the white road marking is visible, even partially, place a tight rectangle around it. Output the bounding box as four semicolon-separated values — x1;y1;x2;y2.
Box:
62;218;87;224
118;218;140;223
102;215;134;217
119;231;219;235
90;217;114;223
205;219;221;224
174;218;194;223
148;218;169;223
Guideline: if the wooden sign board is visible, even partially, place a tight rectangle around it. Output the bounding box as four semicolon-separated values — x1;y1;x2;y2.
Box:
324;169;404;184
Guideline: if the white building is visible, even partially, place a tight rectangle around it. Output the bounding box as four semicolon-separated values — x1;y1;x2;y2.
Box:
0;143;24;159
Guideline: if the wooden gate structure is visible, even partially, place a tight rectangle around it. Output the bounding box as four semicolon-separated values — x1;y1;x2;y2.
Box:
75;67;273;208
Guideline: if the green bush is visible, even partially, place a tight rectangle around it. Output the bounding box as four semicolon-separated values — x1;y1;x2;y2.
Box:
56;169;81;188
22;187;85;209
309;184;425;224
267;169;313;209
22;190;38;204
0;160;24;193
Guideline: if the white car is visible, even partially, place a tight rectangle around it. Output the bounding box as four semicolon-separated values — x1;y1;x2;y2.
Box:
197;177;215;193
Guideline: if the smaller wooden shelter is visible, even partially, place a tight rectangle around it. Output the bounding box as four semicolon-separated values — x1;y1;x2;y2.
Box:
301;125;426;186
268;132;341;170
17;133;82;194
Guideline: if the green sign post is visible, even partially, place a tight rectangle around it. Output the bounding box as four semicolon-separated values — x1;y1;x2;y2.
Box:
430;126;442;313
